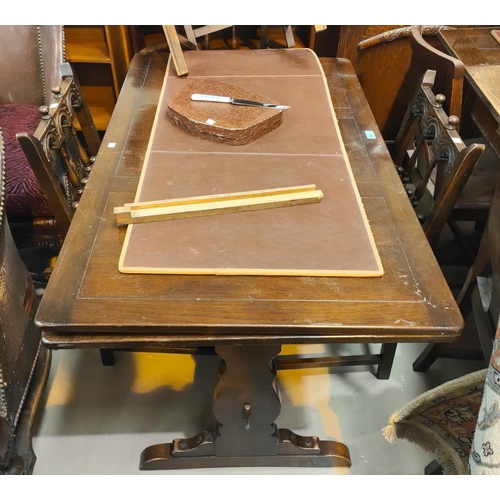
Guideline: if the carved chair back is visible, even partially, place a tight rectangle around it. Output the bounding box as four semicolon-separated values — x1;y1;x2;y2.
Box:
408;25;464;120
16;62;100;236
356;25;463;142
392;69;484;249
0;25;100;282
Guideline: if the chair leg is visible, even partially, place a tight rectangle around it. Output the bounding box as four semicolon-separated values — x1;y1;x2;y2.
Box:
412;343;447;372
376;343;397;379
282;25;295;48
260;25;268;48
99;349;115;366
471;283;494;362
424;459;443;475
162;25;189;76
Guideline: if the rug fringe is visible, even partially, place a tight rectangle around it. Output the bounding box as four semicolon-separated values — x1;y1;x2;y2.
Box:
386;369;487;424
382;423;396;443
385;420;466;474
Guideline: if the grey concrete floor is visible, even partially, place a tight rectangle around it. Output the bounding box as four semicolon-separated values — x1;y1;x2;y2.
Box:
32;339;486;475
31;222;488;479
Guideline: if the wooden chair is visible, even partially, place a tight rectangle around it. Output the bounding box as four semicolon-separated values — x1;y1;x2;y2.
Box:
356;25;500;372
162;25;296;76
0;25;100;285
392;69;485;250
0;127;51;475
359;25;499;253
410;26;498;247
413;178;500;372
356;25;463;144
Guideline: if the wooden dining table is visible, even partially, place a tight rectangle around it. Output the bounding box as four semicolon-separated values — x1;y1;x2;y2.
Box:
35;48;463;471
438;27;500;157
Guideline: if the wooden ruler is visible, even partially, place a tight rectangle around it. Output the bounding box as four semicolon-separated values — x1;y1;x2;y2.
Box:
114;185;323;226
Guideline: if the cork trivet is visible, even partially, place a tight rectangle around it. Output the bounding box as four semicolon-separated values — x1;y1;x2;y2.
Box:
166;79;284;145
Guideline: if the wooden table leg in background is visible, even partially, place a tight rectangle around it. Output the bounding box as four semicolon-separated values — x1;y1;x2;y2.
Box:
139;344;351;470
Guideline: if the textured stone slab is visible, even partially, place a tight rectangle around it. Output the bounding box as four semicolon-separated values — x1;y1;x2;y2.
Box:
166;79;284;145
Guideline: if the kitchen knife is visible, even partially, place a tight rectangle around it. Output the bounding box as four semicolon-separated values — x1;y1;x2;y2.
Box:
191;93;290;110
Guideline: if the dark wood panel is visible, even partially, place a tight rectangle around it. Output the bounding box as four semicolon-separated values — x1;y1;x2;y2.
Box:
337;25;403;69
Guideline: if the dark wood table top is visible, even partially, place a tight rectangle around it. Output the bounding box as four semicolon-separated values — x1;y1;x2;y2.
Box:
36;51;463;349
438;27;500;125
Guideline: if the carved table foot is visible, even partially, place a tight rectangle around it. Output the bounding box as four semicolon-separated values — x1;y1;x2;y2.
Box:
139;344;351;470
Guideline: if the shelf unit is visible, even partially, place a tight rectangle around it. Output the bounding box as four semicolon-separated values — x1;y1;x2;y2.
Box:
64;25;134;132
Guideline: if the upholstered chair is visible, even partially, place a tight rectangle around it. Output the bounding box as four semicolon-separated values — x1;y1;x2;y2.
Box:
0;127;51;475
0;25;100;285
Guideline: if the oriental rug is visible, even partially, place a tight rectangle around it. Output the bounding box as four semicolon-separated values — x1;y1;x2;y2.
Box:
383;369;487;475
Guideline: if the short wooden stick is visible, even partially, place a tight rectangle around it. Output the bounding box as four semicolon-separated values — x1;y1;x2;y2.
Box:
114;185;322;226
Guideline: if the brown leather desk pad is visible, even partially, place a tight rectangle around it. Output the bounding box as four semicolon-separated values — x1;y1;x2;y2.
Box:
119;49;383;277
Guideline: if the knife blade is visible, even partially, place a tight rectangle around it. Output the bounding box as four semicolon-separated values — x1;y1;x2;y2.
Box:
191;93;290;110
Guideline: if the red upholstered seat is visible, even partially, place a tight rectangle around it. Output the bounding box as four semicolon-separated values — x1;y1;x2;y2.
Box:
0;104;53;218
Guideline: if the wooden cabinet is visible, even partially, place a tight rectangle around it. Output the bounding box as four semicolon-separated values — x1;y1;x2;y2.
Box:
64;25;134;132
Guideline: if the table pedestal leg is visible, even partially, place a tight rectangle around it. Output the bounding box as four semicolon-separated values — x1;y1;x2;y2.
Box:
139;344;351;470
